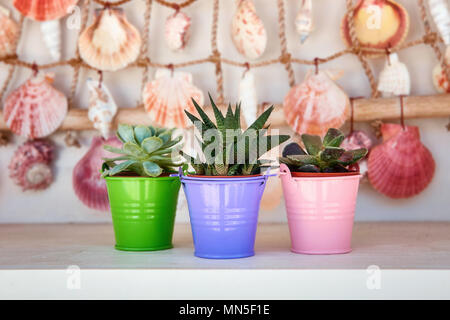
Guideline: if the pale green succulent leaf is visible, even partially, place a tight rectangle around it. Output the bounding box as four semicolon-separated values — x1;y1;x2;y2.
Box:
142;161;162;177
141;136;164;154
134;125;152;145
117;124;136;143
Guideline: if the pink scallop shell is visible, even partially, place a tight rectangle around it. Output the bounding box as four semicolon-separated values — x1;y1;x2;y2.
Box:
283;71;350;136
368;123;435;199
3;74;68;139
142;68;204;128
165;11;191;51
0;7;20;58
72;136;121;211
13;0;78;21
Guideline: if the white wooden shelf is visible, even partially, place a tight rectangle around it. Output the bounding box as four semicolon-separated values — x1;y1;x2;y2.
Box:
1;222;450;299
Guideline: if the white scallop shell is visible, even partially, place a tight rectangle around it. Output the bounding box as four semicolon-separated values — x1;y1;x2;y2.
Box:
40;20;61;61
239;70;258;127
428;0;450;45
87;78;118;139
165;11;191;51
377;53;411;97
295;0;313;44
231;0;267;60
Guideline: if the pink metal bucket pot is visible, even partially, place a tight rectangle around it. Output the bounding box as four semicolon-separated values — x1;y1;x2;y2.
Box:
279;164;361;254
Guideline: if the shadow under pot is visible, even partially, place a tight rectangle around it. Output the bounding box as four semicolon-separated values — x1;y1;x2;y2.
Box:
279;164;361;254
105;176;181;251
179;174;270;259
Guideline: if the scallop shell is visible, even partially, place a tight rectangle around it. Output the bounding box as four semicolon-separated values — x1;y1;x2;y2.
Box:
40;19;61;61
239;70;258;127
368;123;435;199
0;6;19;59
295;0;313;44
87;78;118;139
165;11;191;51
231;0;267;60
428;0;450;45
283;70;350;136
377;53;411;97
341;0;409;54
72;136;121;211
78;8;142;72
3;73;68;139
142;68;204;128
9;140;54;191
13;0;78;21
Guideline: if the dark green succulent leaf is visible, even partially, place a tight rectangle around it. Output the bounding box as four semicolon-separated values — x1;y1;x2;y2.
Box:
191;98;217;130
108;160;138;176
134;125;152;145
323;128;345;148
338;148;368;165
287;154;319;165
297;164;320;173
279;156;297;165
301;134;323;155
259;134;290;157
209;93;225;131
320;147;345;162
224;103;238;130
161;134;182;149
123;142;146;158
103;145;126;154
142;161;162;177
227;164;241;176
282;142;306;157
247;105;274;131
234;102;241;128
242;164;254;175
117;124;136;144
141;137;164;154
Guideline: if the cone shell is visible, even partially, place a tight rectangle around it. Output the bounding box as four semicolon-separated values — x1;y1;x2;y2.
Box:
72;136;121;211
239;70;258;127
283;70;350;136
295;0;313;44
368;124;435;199
432;62;450;93
9;140;54;191
40;19;61;61
377;53;411;97
341;0;409;55
0;6;19;59
428;0;450;45
231;0;267;60
165;11;191;51
78;8;142;72
3;73;68;139
142;68;204;128
13;0;78;21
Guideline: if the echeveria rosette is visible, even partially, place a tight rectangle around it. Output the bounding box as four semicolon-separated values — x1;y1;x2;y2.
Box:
279;128;367;173
101;124;184;177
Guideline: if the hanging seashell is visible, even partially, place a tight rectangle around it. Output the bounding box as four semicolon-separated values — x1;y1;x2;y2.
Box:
0;6;19;59
73;136;121;211
377;53;411;97
165;10;191;51
87;78;118;139
283;70;350;137
13;0;78;21
239;70;258;127
231;0;267;60
295;0;313;44
432;46;450;93
3;73;68;139
78;8;142;72
142;68;204;128
9;140;54;191
428;0;450;45
40;20;61;61
342;130;374;178
341;0;409;54
368;123;435;199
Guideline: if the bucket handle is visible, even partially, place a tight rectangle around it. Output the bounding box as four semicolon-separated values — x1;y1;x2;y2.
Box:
279;163;292;181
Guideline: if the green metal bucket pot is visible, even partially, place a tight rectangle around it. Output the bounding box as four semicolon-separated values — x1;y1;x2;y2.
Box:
105;176;181;251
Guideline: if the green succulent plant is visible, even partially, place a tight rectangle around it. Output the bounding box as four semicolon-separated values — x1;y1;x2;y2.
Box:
101;124;183;177
181;94;290;176
279;128;367;173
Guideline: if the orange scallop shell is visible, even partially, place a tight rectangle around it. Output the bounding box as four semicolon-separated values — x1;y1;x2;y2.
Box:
283;70;350;137
341;0;409;54
13;0;78;21
368;123;435;199
0;7;19;58
3;74;68;139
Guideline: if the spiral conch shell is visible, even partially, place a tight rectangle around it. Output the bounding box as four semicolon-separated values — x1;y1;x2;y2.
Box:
231;0;267;60
87;78;118;139
341;0;409;54
377;53;410;97
142;68;204;128
295;0;313;44
3;73;68;139
78;8;142;71
9;140;54;191
40;20;61;61
239;70;258;127
283;70;350;136
0;6;19;59
165;11;191;51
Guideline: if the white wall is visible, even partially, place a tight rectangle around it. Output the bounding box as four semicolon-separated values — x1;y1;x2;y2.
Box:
0;0;449;223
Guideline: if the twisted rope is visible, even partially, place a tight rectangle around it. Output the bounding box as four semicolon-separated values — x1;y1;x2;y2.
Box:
211;0;224;104
140;0;153;100
277;0;295;87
